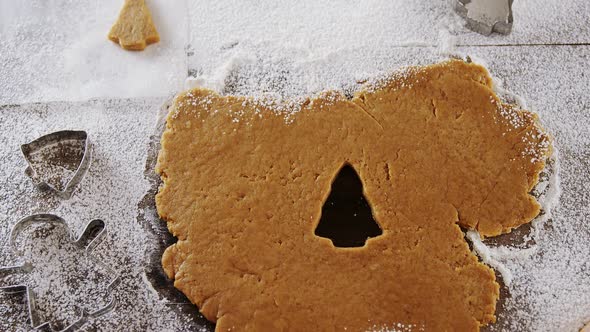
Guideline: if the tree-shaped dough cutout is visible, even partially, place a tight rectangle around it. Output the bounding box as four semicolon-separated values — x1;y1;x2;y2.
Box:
315;164;382;247
108;0;159;51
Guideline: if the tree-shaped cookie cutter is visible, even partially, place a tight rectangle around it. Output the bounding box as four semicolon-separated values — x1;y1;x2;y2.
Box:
0;214;120;331
455;0;514;35
21;130;92;199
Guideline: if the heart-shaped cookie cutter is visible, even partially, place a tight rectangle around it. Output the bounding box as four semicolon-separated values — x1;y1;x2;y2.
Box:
455;0;514;35
21;130;92;199
0;214;120;331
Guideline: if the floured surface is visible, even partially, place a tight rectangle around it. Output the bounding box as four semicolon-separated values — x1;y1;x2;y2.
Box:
0;0;186;104
186;0;590;101
0;99;207;331
1;0;589;104
156;61;550;331
186;0;454;99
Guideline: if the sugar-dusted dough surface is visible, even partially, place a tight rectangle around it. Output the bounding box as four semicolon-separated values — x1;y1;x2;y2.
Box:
108;0;159;51
156;60;551;331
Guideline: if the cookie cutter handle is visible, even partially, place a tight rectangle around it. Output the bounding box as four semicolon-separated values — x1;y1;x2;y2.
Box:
74;219;106;251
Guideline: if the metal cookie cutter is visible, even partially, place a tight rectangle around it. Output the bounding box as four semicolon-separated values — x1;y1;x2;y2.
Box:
21;130;92;199
0;214;120;331
455;0;514;35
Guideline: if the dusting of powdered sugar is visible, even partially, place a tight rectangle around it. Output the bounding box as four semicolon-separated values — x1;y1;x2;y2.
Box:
458;47;590;332
0;99;208;331
367;321;424;332
0;0;188;105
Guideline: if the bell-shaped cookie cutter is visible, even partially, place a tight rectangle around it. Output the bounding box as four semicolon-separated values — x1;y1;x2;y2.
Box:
21;130;92;199
0;214;120;331
455;0;514;35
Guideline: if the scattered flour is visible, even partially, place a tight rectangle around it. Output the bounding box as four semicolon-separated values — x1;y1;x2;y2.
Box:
0;0;188;105
458;45;590;332
0;99;207;331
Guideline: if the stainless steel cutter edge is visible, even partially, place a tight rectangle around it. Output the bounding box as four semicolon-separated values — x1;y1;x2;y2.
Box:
21;130;92;199
0;214;121;331
454;0;514;36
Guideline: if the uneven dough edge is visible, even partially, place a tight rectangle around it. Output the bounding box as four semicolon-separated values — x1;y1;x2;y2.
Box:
155;59;551;331
354;60;551;237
